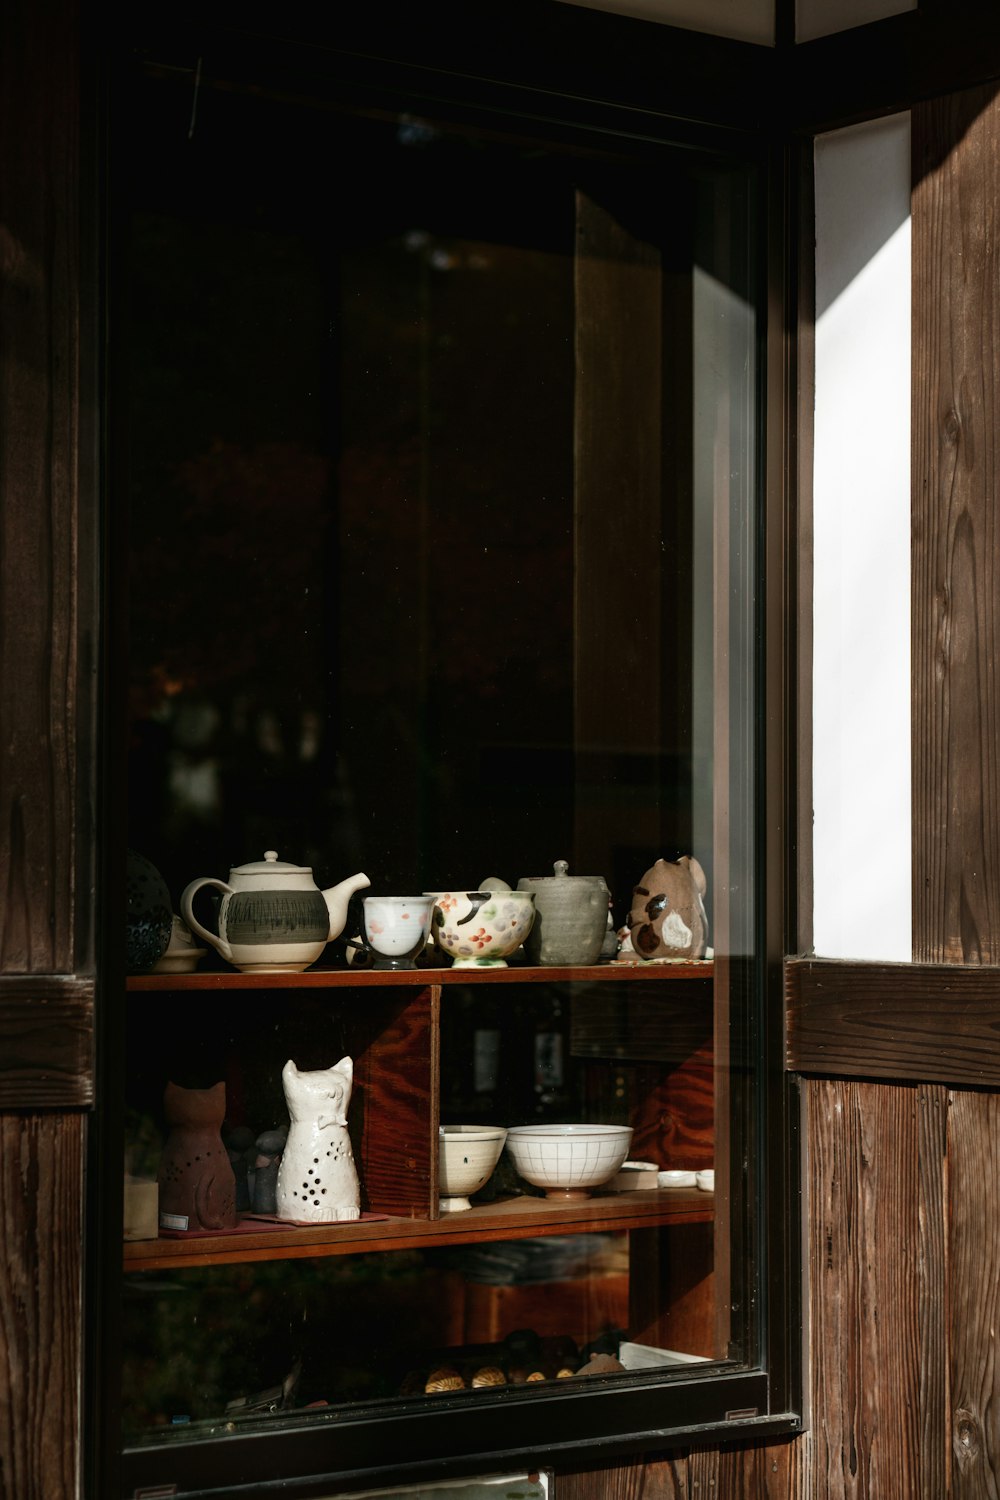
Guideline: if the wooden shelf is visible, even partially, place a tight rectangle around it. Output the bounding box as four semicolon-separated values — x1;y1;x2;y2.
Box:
127;960;713;991
122;1187;713;1271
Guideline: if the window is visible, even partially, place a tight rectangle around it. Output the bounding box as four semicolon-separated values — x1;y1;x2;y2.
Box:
109;21;798;1496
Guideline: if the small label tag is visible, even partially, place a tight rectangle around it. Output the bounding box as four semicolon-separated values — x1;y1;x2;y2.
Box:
159;1212;189;1231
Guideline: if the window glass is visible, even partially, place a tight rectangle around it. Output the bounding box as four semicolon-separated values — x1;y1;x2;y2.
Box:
120;53;762;1478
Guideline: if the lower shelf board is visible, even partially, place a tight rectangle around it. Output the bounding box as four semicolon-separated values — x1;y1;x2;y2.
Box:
123;1187;714;1271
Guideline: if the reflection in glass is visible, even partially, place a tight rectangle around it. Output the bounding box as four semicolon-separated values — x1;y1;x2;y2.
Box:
121;58;760;1456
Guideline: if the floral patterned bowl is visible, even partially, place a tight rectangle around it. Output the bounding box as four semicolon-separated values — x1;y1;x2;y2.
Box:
428;889;535;968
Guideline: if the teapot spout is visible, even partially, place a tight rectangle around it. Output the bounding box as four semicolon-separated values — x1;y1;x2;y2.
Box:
322;871;371;941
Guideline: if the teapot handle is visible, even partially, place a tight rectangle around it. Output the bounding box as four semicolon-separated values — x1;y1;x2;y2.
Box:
180;878;235;962
344;890;374;969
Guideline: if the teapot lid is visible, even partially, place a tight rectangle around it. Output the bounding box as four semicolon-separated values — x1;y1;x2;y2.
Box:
231;850;311;877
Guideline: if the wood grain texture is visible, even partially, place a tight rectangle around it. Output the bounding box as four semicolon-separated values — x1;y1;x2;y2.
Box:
913;83;1000;967
0;0;91;977
629;1047;715;1169
804;1078;948;1499
347;988;438;1219
947;1090;1000;1494
554;1455;690;1500
703;1438;805;1498
0;1112;84;1500
0;977;93;1108
123;1188;712;1272
785;958;1000;1086
127;961;714;991
553;1442;807;1499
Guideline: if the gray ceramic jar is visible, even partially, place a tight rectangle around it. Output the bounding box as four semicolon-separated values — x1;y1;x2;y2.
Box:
515;860;611;966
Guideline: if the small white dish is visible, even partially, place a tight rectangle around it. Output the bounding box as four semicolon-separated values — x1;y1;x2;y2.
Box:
696;1169;715;1192
609;1160;659;1191
658;1169;697;1189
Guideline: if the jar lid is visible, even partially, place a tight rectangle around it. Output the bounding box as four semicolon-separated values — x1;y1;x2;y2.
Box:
230;850;311;877
517;860;607;887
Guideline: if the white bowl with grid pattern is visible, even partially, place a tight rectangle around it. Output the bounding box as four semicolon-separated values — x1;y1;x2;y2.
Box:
505;1123;633;1201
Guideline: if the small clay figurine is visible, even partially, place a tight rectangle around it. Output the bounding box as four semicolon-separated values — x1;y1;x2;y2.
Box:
252;1125;288;1215
275;1058;361;1223
627;855;708;961
157;1080;237;1232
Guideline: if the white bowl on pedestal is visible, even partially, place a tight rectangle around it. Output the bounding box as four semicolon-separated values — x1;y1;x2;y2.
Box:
505;1123;633;1202
438;1125;508;1212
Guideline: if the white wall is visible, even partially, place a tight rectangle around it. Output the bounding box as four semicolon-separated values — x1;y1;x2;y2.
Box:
811;114;911;960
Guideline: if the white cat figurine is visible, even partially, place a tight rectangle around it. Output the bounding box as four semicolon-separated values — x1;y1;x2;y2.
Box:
275;1057;361;1222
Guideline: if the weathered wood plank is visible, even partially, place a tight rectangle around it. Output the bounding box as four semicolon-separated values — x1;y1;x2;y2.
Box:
0;978;94;1109
912;83;1000;968
0;1112;84;1500
554;1455;690;1500
947;1091;1000;1496
786;959;1000;1085
705;1437;805;1498
0;0;92;978
804;1078;948;1499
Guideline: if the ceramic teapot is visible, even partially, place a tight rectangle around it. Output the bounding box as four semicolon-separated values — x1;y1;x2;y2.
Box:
181;851;370;973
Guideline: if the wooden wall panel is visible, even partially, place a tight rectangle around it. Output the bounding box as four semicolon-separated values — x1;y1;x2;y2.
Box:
555;1455;690;1499
804;1078;948;1499
708;1438;806;1498
912;82;1000;966
0;3;92;1500
0;979;94;1110
554;1439;808;1498
947;1091;1000;1494
0;1113;85;1500
785;959;1000;1087
0;0;92;978
912;75;1000;1500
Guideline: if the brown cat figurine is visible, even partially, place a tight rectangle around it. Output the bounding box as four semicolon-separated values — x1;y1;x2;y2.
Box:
157;1080;237;1231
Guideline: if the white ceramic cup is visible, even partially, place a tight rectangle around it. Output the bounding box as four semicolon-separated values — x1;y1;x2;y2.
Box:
359;896;434;970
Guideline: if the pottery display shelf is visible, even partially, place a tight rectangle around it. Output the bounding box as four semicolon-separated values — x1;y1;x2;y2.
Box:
126;959;713;991
124;961;714;1274
123;1186;713;1272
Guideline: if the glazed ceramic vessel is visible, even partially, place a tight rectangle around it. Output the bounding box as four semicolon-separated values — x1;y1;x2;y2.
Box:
430;890;535;968
626;855;708;961
516;860;611;966
181;851;370;973
504;1123;633;1201
357;895;434;970
151;915;206;974
438;1125;508;1212
126;850;174;973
